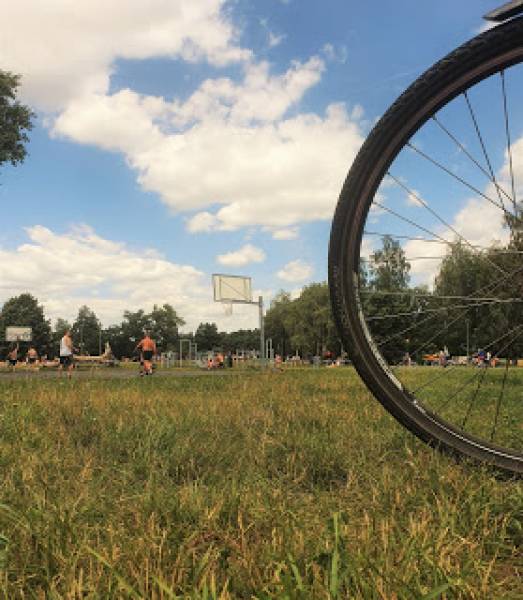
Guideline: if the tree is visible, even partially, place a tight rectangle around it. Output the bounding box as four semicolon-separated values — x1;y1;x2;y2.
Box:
222;329;260;352
434;242;523;358
369;235;410;291
0;71;33;168
0;294;52;357
264;291;292;356
72;306;101;355
363;236;414;362
287;283;337;356
194;322;221;352
263;285;341;358
54;318;72;338
148;304;185;351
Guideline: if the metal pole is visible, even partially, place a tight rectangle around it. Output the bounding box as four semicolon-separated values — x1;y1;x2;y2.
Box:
466;319;470;364
259;296;265;367
179;339;182;368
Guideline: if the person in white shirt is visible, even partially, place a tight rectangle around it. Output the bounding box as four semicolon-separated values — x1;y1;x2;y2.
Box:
59;330;75;377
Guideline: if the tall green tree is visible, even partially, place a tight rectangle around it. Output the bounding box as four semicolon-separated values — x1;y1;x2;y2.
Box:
149;304;185;351
72;306;101;355
434;242;523;358
264;291;292;356
194;322;221;352
287;283;337;356
363;236;414;362
0;71;33;168
263;284;341;357
0;293;52;357
222;329;259;352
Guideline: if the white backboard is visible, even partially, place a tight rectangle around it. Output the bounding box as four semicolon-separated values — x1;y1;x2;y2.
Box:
213;274;253;303
6;327;32;342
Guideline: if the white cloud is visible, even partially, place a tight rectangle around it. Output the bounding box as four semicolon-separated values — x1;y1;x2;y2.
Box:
4;1;365;234
270;227;299;240
403;195;510;286
1;0;250;111
54;92;363;229
0;225;262;332
322;43;348;64
186;211;219;233
216;244;266;267
374;130;523;287
406;189;423;206
277;259;313;282
268;32;285;48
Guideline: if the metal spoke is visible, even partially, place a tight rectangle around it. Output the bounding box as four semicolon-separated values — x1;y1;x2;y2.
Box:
461;366;488;429
406;142;510;217
436;370;483;414
490;358;511;442
370;199;507;276
501;70;517;213
360;290;518;302
365;297;522;322
432;114;514;207
364;231;487;249
372;200;460;247
368;262;523;349
463;91;507;212
411;324;523;396
363;232;523;254
387;172;502;258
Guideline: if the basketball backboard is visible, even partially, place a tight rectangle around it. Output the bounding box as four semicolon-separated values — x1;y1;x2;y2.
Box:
212;274;253;304
6;327;32;342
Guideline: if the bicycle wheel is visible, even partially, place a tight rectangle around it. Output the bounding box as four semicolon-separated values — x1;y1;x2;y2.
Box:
329;15;523;473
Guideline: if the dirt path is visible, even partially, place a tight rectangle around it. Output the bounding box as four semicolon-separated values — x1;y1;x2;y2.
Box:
0;367;233;380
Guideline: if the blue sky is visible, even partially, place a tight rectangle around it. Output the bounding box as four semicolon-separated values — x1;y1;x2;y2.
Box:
0;0;519;330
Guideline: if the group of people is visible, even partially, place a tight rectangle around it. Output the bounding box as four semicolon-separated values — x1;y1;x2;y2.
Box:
3;331;158;378
206;351;235;369
6;343;42;371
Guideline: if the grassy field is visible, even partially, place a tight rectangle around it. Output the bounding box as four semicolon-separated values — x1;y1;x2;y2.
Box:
0;368;522;599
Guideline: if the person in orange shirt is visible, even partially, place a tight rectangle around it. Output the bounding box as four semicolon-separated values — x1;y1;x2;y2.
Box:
135;332;157;376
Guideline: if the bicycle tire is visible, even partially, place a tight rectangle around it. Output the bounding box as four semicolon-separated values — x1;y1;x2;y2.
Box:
329;16;523;474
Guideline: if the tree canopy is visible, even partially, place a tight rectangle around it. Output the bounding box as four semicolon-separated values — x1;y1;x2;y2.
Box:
0;294;52;357
0;71;33;168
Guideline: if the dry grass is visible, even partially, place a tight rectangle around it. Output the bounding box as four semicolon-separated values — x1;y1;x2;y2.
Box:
0;368;521;598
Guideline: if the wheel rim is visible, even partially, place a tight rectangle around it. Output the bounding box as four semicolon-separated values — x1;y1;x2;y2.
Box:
332;21;523;469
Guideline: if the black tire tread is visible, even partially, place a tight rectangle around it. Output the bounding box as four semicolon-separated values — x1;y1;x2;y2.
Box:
329;16;523;473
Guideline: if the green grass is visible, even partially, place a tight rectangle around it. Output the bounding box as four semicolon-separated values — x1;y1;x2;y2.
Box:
0;368;521;598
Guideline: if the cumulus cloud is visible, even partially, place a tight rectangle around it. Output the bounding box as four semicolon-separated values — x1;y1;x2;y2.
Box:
216;244;266;267
277;259;313;282
270;227;299;240
0;225;262;331
54;90;364;230
2;1;366;234
1;0;250;111
372;129;523;288
403;194;510;286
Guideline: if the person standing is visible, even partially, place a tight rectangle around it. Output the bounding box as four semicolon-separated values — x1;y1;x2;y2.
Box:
7;343;19;372
26;346;39;369
59;330;75;377
135;332;157;376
